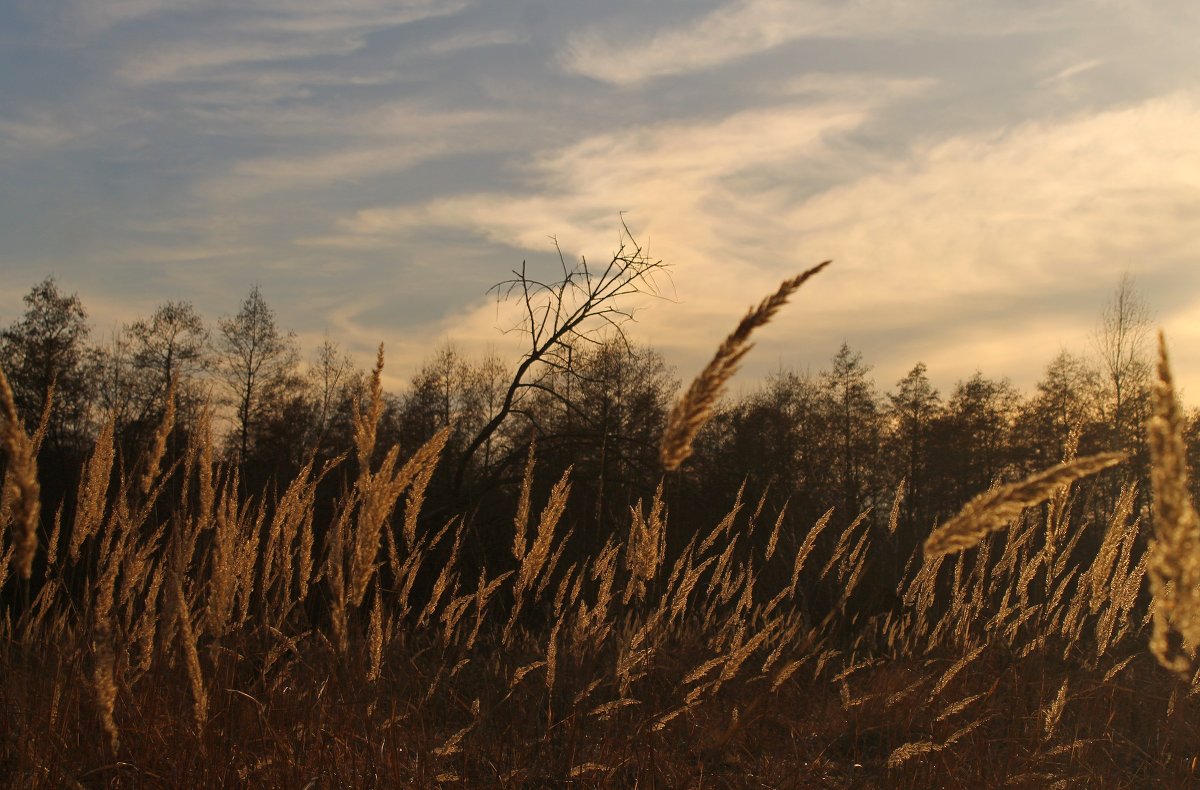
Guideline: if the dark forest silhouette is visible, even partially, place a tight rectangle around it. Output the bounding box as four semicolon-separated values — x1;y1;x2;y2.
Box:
3;261;1200;786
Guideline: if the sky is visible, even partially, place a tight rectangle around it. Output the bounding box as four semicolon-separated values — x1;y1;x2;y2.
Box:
2;0;1199;400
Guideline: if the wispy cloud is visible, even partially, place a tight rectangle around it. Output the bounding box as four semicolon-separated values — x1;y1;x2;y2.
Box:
0;112;80;157
560;0;1068;85
744;93;1200;387
111;1;466;84
788;93;1200;295
318;95;883;254
5;0;1200;398
191;104;496;201
63;0;462;36
196;145;445;201
312;90;1200;391
427;28;522;54
1039;58;1104;86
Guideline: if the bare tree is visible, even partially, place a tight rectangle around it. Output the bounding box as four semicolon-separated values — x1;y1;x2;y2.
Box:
216;285;298;462
459;351;509;470
886;362;941;536
127;300;210;423
95;326;137;430
452;225;670;494
1093;272;1152;452
821;343;882;518
307;334;354;456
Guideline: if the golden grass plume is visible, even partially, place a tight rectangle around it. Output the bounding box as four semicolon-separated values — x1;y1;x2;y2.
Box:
660;260;831;471
0;365;42;579
924;451;1125;559
1147;330;1200;675
139;375;176;496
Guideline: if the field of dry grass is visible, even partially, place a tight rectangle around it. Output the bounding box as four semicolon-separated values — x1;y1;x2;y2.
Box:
3;281;1200;788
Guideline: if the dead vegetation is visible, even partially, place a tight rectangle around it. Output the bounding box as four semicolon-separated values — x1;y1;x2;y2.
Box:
1;280;1198;788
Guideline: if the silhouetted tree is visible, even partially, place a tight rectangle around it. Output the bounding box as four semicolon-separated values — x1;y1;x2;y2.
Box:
216;285;298;464
1187;408;1200;504
884;362;941;537
458;351;509;472
399;344;509;460
452;227;670;495
1014;350;1104;470
306;335;355;459
0;277;96;450
530;339;674;540
820;343;881;518
94;327;137;432
1094;273;1152;454
933;372;1021;513
250;373;321;480
126;300;210;423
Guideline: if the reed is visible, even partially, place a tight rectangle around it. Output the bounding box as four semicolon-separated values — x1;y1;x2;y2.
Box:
660;260;831;471
923;451;1125;559
0;365;41;579
3;303;1200;787
1147;330;1200;675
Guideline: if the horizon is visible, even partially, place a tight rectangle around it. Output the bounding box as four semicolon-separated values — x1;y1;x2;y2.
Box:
1;269;1184;415
2;1;1198;400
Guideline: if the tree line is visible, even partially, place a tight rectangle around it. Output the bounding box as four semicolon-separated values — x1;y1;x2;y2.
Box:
2;271;1196;586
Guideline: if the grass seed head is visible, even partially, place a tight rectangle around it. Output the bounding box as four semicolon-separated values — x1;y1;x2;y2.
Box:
660;261;830;471
924;451;1126;560
1147;331;1200;674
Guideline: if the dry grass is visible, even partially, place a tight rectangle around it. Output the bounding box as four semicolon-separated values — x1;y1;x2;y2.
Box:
1147;330;1200;675
3;324;1200;788
660;260;831;471
0;365;41;580
923;451;1126;559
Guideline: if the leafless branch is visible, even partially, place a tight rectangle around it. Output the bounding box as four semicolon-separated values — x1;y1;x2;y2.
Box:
453;222;672;494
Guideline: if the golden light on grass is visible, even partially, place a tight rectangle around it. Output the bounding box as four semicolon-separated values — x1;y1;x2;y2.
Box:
3;282;1200;785
923;451;1126;559
0;365;41;579
660;260;831;471
140;375;176;496
1147;330;1200;675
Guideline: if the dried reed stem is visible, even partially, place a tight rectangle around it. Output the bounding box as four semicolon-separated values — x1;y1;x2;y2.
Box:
660;260;831;471
92;623;120;753
512;440;536;562
923;451;1125;559
140;375;176;495
172;568;209;732
70;414;115;561
353;344;386;471
0;365;41;578
1147;331;1200;674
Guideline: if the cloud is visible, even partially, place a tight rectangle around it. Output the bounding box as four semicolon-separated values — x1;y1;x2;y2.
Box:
189;104;495;201
62;0;461;35
0;112;79;156
117;37;365;84
196;145;445;201
312;90;1200;395
560;0;1069;85
747;93;1200;390
111;1;467;84
1039;58;1104;86
426;28;522;54
301;84;897;370
319;96;879;255
786;93;1200;297
9;0;1200;402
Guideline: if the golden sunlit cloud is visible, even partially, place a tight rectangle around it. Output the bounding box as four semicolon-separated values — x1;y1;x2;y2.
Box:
5;0;1200;403
561;0;1066;85
313;90;1200;395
